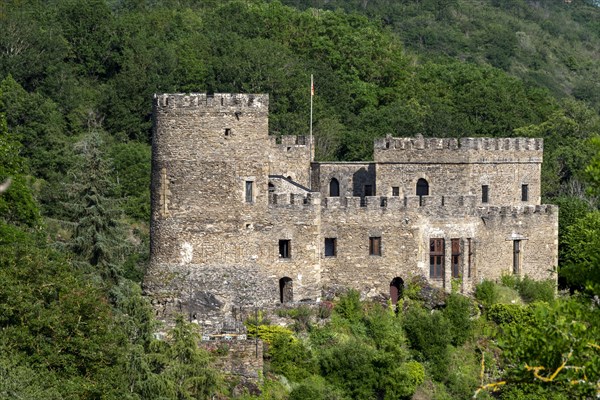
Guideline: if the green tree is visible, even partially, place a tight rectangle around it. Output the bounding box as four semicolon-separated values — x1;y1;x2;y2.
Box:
561;211;600;294
0;85;40;227
68;131;128;284
146;317;221;400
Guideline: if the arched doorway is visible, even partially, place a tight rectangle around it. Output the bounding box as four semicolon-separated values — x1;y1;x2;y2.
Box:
279;277;293;303
416;178;429;206
390;277;404;305
329;178;340;197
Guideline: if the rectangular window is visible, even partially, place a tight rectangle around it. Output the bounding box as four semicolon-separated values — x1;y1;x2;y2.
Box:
451;239;461;278
392;187;400;196
513;240;521;275
245;181;254;203
482;185;489;204
430;238;445;279
467;238;473;278
324;238;337;257
279;240;291;259
521;184;529;202
364;185;373;197
369;236;381;256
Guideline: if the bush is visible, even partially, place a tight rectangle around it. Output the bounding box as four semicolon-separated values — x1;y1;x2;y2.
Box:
289;376;347;400
376;360;425;400
443;293;475;346
475;280;499;306
487;303;534;326
290;306;313;332
333;289;363;323
403;305;452;381
319;340;378;400
318;301;333;319
245;324;294;344
516;276;555;303
268;333;317;382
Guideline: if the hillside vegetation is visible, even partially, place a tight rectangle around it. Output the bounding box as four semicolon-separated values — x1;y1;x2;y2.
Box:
1;0;600;398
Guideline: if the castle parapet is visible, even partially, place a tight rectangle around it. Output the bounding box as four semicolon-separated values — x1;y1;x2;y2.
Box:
154;93;269;111
476;204;557;218
374;136;543;164
270;135;310;146
319;195;558;220
269;192;320;208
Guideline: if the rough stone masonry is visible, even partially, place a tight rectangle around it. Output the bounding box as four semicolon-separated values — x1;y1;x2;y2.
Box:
144;93;558;331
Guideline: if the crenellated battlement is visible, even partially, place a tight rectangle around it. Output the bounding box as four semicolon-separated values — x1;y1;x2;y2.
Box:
374;136;543;163
320;195;556;217
153;93;269;110
268;192;321;208
269;135;310;147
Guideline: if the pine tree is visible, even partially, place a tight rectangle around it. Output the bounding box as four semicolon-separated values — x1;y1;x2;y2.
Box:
68;130;128;285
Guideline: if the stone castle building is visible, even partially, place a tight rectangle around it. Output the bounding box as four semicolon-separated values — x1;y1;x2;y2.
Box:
145;93;558;329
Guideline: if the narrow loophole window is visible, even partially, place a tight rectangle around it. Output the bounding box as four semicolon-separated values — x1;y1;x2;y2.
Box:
482;185;489;204
245;181;254;203
369;236;381;256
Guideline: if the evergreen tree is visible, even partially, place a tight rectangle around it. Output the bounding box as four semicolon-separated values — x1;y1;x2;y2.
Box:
68;130;128;285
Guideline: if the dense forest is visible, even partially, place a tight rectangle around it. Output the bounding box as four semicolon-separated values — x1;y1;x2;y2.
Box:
1;0;600;398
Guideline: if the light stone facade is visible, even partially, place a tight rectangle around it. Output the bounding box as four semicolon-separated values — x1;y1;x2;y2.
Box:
145;93;558;330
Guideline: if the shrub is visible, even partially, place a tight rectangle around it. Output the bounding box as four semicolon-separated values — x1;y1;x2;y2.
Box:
376;360;425;400
333;289;363;323
319;340;378;400
289;376;347;400
487;303;534;326
290;306;312;332
475;280;499;306
443;293;475;346
403;305;452;381
245;324;294;344
268;333;317;382
516;276;555;303
318;301;333;319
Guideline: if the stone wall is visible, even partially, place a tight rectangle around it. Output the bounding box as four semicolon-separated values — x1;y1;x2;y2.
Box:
312;162;376;198
319;197;557;295
147;92;558;331
200;339;263;380
269;135;313;188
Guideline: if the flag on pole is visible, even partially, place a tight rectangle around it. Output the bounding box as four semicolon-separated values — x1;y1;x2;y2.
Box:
311;76;314;96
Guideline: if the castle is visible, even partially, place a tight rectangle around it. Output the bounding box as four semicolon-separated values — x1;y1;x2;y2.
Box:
145;93;558;329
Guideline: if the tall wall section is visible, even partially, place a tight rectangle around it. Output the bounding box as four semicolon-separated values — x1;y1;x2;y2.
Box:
318;195;557;296
374;136;543;206
146;93;320;330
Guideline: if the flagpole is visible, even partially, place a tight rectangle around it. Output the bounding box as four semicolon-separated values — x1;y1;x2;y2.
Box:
309;74;314;190
310;74;314;162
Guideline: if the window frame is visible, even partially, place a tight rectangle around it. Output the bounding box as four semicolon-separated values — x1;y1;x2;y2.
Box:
513;240;521;275
521;184;529;202
245;180;254;203
324;238;337;257
369;236;382;256
482;185;489;204
329;178;340;197
451;238;461;278
279;239;291;259
429;238;445;279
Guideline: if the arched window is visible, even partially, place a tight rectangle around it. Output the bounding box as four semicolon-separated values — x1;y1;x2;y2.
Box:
279;277;293;303
329;178;340;197
390;277;404;305
416;178;429;197
416;178;429;206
